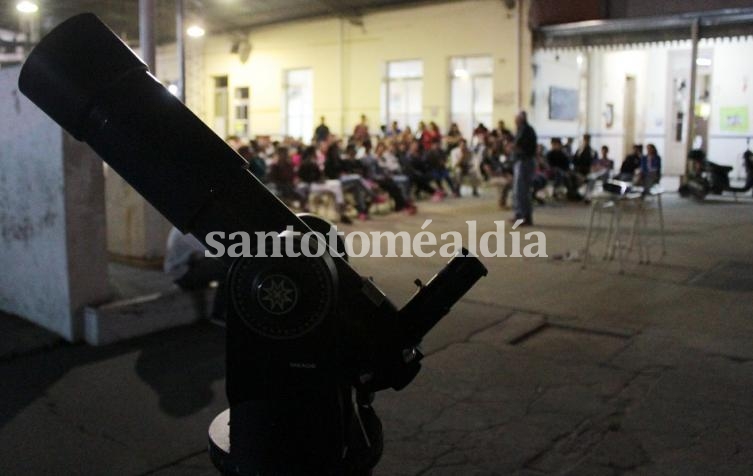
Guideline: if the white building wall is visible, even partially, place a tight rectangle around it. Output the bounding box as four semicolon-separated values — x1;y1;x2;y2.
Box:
598;50;648;160
707;38;753;179
643;47;668;162
533;37;753;177
530;50;582;141
153;0;529;140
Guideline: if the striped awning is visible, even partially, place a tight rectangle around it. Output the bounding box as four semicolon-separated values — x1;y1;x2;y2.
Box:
534;8;753;50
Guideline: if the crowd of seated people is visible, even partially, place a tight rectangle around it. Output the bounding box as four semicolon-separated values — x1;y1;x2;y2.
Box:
537;134;663;203
225;115;520;224
226;117;664;223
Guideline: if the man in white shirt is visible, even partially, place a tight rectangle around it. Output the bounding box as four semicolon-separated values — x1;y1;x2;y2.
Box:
164;227;228;322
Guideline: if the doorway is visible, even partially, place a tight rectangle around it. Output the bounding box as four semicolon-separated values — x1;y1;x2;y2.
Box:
693;55;713;152
212;76;229;139
623;75;637;158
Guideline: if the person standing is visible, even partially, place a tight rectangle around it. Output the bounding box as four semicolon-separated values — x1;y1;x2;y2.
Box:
314;116;330;144
743;150;753;195
512;111;537;226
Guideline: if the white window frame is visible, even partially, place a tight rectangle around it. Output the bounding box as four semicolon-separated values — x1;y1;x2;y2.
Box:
283;68;314;140
381;59;423;131
449;56;494;138
233;86;250;138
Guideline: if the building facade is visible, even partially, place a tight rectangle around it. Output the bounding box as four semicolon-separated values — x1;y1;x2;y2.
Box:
154;0;533;141
529;1;753;177
532;38;753;177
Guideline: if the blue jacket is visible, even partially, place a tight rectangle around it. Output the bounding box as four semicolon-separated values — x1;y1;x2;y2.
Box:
641;154;661;175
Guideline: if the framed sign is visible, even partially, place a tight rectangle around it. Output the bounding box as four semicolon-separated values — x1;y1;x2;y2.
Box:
720;106;749;133
548;86;578;121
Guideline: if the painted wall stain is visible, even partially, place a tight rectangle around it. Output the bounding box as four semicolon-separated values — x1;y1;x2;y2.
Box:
0;210;58;243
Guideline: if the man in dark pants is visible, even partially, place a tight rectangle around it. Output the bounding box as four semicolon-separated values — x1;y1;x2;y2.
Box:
744;150;753;195
314;116;330;144
164;227;228;322
617;144;644;182
573;133;597;177
512;111;537;226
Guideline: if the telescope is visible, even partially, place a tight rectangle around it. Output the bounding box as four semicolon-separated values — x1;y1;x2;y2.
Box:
19;14;487;475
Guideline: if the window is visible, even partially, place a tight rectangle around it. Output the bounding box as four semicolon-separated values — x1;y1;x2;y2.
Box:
233;87;250;138
381;60;423;131
284;69;313;140
212;76;229;138
450;56;493;139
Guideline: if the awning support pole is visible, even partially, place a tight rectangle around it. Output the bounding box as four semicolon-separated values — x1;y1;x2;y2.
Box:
139;0;156;72
684;18;700;180
176;0;185;102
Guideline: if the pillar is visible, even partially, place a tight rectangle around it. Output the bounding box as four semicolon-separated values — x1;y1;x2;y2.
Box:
0;66;110;341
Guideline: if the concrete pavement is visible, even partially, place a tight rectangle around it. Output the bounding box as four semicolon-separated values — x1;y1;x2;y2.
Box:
1;189;753;475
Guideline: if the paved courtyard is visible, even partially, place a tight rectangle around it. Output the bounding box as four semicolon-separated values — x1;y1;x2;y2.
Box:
2;189;753;475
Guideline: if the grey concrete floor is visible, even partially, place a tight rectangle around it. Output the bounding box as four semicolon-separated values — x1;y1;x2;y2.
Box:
1;188;753;475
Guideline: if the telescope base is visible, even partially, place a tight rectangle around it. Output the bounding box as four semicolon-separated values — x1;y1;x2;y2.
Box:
208;408;377;476
208;409;240;476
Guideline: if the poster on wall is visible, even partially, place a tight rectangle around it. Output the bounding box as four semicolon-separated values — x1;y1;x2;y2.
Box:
719;106;749;133
604;103;614;128
548;87;578;121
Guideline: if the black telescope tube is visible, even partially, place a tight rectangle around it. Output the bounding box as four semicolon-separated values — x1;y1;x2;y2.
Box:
399;249;488;344
18;13;310;266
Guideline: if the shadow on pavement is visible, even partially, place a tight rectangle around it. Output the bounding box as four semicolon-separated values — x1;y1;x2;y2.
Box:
0;321;225;430
134;322;225;417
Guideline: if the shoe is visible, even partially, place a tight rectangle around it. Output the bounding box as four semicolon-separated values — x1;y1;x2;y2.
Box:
207;313;226;327
431;191;443;202
358;212;369;221
405;205;418;215
340;214;353;225
508;217;533;226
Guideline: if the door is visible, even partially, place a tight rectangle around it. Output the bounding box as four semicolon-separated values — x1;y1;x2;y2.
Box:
213;76;229;139
623;76;637;159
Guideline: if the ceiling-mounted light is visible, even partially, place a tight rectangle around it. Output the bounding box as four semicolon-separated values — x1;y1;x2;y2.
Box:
186;25;205;38
454;69;469;79
696;57;711;67
16;1;39;13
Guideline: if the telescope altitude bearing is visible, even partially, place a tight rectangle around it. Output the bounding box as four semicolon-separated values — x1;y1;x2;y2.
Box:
228;235;337;339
